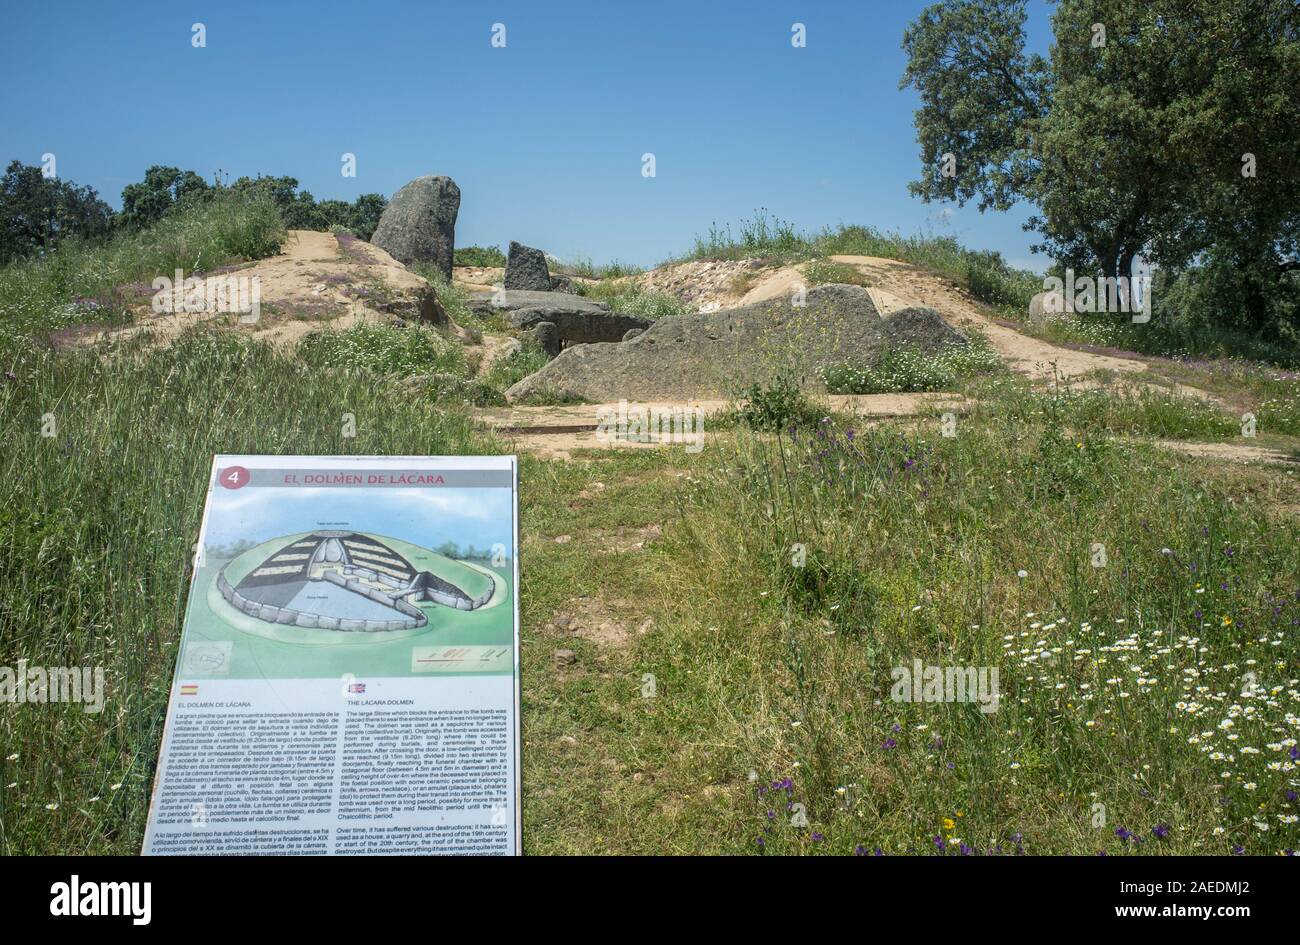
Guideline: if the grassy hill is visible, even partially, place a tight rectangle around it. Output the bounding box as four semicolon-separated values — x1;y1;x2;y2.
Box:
2;198;1298;855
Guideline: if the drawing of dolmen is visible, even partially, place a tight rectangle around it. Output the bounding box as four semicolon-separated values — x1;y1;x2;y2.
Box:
215;531;496;633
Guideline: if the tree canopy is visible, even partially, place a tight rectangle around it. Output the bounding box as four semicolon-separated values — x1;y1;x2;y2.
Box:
0;162;391;265
902;0;1300;333
0;160;114;264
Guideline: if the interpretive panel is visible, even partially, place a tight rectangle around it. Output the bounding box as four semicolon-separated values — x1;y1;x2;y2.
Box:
142;454;521;855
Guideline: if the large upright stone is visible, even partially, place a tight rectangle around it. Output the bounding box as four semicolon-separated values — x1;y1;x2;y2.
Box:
371;176;460;280
504;241;552;291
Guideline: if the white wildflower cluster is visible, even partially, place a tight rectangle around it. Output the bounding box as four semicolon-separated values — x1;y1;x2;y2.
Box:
1003;610;1299;836
821;340;1003;395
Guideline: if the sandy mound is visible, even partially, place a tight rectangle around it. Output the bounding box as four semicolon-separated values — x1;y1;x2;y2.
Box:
62;230;467;350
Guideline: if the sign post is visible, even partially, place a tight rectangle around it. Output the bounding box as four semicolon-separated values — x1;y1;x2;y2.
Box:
143;454;521;855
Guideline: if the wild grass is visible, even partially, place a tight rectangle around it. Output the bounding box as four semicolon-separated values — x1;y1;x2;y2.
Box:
676;209;1041;312
1135;361;1300;439
0;329;493;853
803;259;873;288
511;387;1298;855
576;280;692;320
0;193;285;352
553;256;643;280
481;344;550;392
633;401;1299;855
408;261;501;335
968;374;1244;441
297;321;468;378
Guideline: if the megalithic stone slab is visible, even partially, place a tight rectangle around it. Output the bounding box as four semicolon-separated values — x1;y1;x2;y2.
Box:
504;241;552;291
371;176;460;281
504;284;968;403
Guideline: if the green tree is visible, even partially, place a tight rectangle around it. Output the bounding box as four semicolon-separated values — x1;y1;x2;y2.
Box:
119;165;210;228
0;160;114;263
228;175;386;240
349;194;387;241
902;0;1300;311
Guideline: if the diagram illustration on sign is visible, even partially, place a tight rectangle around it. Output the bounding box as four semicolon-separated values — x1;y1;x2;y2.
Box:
213;530;505;638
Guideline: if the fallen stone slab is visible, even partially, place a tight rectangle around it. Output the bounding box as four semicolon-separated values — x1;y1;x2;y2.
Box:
463;289;609;315
506;284;968;402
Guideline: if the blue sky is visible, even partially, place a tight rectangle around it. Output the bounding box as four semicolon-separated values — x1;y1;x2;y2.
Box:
1;0;1054;270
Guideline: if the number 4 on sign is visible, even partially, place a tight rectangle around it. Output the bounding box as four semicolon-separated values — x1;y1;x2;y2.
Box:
219;466;250;490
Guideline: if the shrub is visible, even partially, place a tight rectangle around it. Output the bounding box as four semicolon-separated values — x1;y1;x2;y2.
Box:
453;245;507;267
735;371;824;430
296;321;467;378
482;344;550;392
822;338;1002;394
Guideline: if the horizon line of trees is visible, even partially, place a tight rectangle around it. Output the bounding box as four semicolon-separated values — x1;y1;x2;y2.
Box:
0;159;387;266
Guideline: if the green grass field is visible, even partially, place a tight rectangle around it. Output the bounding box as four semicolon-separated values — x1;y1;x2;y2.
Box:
2;199;1299;855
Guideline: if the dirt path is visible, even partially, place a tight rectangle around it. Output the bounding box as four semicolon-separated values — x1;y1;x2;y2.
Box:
476;393;968;459
474;333;517;378
824;255;1149;384
1145;439;1298;466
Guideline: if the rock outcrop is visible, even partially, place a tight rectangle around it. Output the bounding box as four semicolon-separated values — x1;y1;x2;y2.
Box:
1029;290;1066;321
464;289;608;316
504;241;573;293
464;289;648;353
504;241;552;291
519;321;561;357
371;176;460;280
506;306;649;346
505;284;967;402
